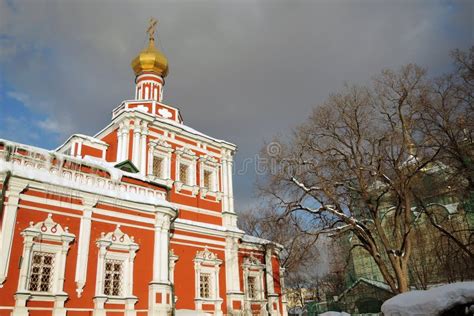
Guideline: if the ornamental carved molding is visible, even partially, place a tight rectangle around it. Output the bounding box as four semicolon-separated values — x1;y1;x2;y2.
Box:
150;138;173;151
194;247;222;265
175;146;196;160
22;213;75;242
97;225;139;252
199;154;218;165
242;253;264;268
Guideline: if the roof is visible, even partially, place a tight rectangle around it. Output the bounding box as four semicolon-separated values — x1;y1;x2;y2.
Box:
338;277;393;300
55;133;108;151
115;160;139;173
241;234;284;249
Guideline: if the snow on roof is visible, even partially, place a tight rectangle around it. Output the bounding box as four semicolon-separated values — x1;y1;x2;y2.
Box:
1;139;165;185
319;312;350;316
338;277;392;300
55;133;108;151
360;278;393;292
154;115;234;147
81;155;152;183
241;234;284;249
381;281;474;316
175;218;245;234
0;139;173;209
0;159;173;209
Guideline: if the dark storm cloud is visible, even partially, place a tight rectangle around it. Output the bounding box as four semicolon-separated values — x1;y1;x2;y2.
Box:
1;0;472;209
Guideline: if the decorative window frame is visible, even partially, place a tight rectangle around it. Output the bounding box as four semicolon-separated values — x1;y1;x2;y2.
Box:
148;139;174;187
199;155;222;201
193;247;223;312
94;225;139;305
242;254;266;302
16;214;75;302
175;147;199;196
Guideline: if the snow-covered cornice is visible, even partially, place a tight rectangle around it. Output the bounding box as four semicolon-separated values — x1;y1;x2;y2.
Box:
0;139;175;211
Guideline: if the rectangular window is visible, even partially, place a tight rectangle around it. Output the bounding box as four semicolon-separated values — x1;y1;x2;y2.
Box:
104;259;123;297
199;273;211;298
248;276;257;299
28;251;55;293
153;156;164;178
179;163;189;184
203;169;212;189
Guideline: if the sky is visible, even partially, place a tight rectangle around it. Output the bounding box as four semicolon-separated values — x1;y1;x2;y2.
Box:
0;0;472;211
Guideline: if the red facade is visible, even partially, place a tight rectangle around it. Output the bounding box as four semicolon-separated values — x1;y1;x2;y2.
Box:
0;24;287;316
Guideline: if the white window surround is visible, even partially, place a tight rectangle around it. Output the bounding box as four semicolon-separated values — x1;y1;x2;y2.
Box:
199;155;222;201
193;247;223;313
16;214;75;300
95;225;139;304
148;138;173;187
175;147;199;196
242;254;266;302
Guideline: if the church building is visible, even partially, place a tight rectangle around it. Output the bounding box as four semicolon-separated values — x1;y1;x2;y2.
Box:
0;20;287;316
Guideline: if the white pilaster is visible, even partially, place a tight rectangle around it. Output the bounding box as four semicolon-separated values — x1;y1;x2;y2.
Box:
149;211;173;316
280;268;288;316
140;122;148;175
121;122;130;162
265;247;275;295
265;246;279;316
132;120;141;167
0;179;27;287
225;236;244;314
117;124;124;162
221;154;229;212
75;195;98;297
227;153;234;213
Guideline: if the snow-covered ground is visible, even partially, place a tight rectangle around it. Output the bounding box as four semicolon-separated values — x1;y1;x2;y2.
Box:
381;281;474;316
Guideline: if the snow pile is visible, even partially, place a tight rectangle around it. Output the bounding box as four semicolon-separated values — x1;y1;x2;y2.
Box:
319;312;350;316
381;282;474;316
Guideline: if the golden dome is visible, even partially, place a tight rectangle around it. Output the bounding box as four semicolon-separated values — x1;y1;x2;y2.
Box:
131;19;169;77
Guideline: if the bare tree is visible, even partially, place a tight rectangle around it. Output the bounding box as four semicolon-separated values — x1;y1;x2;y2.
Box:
256;63;456;294
252;47;473;295
238;206;320;281
413;47;474;259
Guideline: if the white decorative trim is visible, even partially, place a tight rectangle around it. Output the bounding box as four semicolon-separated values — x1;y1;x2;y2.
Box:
199;155;221;200
94;225;139;302
175;146;198;195
242;254;265;303
158;108;173;119
194;247;223;315
14;214;75;316
148;138;173;187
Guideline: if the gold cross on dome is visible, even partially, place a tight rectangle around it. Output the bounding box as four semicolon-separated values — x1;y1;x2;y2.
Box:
147;18;158;41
